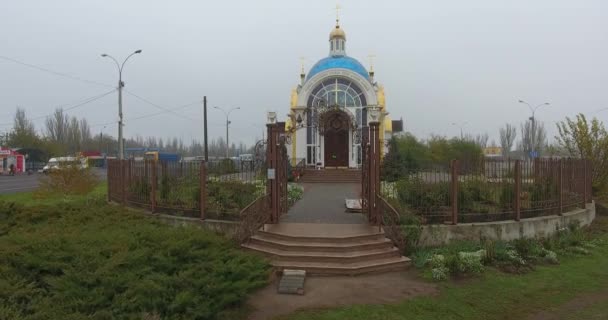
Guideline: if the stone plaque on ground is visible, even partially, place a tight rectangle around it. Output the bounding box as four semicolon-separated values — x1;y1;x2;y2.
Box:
345;199;362;212
277;269;306;295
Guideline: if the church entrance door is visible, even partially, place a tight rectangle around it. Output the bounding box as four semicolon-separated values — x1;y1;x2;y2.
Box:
324;113;349;167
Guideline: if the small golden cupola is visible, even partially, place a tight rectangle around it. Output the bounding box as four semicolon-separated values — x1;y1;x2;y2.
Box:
329;18;346;57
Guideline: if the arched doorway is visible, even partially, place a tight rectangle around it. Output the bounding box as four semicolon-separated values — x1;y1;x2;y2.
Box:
322;110;350;167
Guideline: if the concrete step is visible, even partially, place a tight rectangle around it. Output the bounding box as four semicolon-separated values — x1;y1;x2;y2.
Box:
248;235;394;253
257;229;385;243
242;243;400;263
272;256;411;276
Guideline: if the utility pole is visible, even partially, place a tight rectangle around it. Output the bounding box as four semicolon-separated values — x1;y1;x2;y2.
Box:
101;50;142;159
203;96;208;162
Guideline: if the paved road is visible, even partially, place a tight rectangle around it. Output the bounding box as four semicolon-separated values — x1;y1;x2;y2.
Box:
0;168;107;195
0;174;41;194
280;183;367;224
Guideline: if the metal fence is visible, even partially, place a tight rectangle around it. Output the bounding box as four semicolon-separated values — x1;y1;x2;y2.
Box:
381;158;592;224
107;158;267;221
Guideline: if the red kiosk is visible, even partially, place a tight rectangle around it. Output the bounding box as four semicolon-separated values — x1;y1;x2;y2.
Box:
0;147;25;174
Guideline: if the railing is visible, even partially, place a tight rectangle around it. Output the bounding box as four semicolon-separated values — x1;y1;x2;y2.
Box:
377;194;408;253
292;158;306;181
234;194;270;243
107;158;267;221
380;158;593;225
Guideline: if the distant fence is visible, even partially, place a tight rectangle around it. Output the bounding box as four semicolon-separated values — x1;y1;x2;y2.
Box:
381;158;593;224
107;159;266;221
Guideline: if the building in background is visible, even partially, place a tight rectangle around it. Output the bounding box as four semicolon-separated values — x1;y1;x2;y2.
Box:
287;16;392;168
0;147;25;174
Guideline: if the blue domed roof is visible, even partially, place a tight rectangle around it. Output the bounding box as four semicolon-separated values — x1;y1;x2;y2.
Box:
306;56;369;81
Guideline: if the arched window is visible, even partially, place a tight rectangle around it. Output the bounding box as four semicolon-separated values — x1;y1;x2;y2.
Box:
305;77;368;165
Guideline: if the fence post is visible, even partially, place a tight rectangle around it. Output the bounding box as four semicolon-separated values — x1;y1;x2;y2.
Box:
150;160;157;213
558;159;563;215
583;159;589;206
107;160;111;202
514;160;521;221
450;159;459;225
200;161;207;220
121;160;126;205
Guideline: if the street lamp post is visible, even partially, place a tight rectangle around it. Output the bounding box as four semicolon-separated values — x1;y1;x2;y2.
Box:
518;100;550;158
451;121;468;140
101;50;142;159
214;106;241;158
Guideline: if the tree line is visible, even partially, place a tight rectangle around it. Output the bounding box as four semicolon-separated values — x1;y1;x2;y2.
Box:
3;107;254;162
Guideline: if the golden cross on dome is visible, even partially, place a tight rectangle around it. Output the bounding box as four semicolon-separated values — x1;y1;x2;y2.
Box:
368;54;376;71
299;57;306;74
335;3;341;25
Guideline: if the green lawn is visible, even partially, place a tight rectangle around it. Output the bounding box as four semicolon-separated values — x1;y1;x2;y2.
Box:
0;182;107;207
0;184;270;320
281;216;608;320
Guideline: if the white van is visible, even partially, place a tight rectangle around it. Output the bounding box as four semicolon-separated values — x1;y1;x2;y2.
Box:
42;157;86;173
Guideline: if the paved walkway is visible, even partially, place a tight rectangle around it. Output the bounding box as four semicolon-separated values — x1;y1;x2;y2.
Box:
281;183;367;224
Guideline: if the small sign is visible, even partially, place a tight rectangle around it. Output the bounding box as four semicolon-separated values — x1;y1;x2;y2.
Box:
267;168;276;180
529;151;539;158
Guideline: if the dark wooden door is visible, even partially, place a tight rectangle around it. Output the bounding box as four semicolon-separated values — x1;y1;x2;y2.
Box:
324;129;349;167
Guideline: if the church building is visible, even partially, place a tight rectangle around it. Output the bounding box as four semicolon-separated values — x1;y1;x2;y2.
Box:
287;17;392;168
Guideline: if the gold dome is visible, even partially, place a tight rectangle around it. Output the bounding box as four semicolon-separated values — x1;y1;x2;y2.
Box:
329;24;346;40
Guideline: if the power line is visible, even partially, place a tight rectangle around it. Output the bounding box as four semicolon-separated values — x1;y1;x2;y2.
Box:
123;89;200;122
0;89;117;127
90;99;202;128
0;55;113;88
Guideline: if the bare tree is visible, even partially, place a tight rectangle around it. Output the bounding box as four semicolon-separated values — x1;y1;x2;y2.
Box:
45;108;69;145
79;118;91;149
499;123;517;157
520;120;547;158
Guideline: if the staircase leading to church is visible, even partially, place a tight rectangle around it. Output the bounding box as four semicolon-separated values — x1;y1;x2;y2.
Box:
299;169;361;183
242;223;410;276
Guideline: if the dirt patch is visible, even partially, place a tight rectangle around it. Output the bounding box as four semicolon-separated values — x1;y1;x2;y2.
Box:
527;288;608;320
246;270;438;320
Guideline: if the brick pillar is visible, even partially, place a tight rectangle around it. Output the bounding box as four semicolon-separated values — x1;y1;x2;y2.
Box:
361;126;369;215
369;122;381;225
267;123;279;223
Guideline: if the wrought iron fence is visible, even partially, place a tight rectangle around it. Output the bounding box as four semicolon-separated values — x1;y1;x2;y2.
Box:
107;158;267;221
380;158;592;224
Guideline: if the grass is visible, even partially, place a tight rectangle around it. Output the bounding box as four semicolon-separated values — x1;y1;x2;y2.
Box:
0;182;107;207
0;184;270;320
281;216;608;320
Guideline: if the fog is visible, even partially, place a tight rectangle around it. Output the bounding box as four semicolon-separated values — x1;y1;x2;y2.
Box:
1;0;607;147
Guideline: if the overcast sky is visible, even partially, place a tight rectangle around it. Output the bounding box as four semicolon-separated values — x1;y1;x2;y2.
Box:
1;0;607;147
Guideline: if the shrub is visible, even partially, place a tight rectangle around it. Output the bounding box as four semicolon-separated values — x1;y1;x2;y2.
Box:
396;177;449;211
206;181;259;217
513;238;544;260
36;165;98;198
287;184;304;206
499;184;515;209
457;250;485;274
0;199;270;319
130;177;151;196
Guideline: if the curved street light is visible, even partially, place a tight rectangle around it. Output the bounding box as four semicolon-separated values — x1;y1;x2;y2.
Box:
101;49;142;159
214;106;241;158
518;99;550;158
451;121;468;139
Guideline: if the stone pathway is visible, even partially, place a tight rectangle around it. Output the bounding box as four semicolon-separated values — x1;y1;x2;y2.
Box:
280;183;367;224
